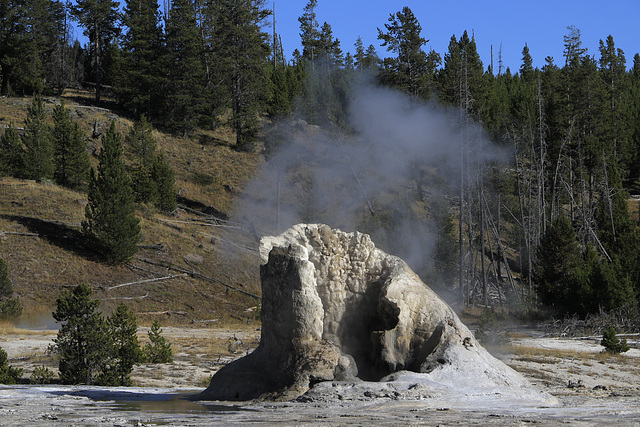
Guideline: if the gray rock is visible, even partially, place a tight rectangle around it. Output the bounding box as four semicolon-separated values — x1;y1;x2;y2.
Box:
184;253;204;265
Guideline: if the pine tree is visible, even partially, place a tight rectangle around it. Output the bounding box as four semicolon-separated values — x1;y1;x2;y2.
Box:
21;94;54;181
52;283;111;385
125;115;157;203
598;35;631;171
534;215;583;308
52;100;90;190
118;0;165;120
152;154;177;213
101;303;140;386
0;257;22;319
298;0;320;66
438;31;484;113
69;0;120;101
363;44;380;70
83;121;140;264
520;43;534;82
601;325;630;353
354;36;365;71
0;346;22;384
208;0;272;148
317;22;343;67
0;0;70;95
143;320;172;363
164;0;206;137
377;7;428;98
0;124;24;177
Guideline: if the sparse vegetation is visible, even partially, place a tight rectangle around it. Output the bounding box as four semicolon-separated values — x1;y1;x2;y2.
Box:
51;284;143;385
143;320;173;363
0;258;22;319
0;346;23;384
30;365;54;384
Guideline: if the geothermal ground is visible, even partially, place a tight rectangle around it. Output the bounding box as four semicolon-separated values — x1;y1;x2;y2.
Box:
2;326;640;425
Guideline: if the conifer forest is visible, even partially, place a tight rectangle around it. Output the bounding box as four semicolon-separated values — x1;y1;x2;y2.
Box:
2;0;640;320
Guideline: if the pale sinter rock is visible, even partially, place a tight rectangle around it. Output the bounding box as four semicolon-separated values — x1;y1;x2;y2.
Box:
198;224;553;404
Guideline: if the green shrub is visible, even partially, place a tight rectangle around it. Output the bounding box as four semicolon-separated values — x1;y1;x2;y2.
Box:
0;258;22;319
30;365;54;384
143;320;173;363
0;346;23;384
601;325;630;354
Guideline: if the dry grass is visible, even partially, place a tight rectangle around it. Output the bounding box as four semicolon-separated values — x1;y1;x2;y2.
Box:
510;344;626;364
0;320;57;336
0;93;262;326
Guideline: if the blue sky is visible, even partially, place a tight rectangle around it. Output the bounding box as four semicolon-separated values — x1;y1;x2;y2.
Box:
272;0;640;71
71;1;639;72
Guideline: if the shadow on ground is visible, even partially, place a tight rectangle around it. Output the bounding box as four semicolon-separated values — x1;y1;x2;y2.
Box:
1;214;98;261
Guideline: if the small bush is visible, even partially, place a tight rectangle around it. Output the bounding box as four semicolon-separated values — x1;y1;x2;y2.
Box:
30;365;54;384
0;346;23;384
143;320;173;363
601;325;630;354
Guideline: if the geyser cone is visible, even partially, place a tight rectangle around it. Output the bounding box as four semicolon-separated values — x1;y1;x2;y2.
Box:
197;224;550;403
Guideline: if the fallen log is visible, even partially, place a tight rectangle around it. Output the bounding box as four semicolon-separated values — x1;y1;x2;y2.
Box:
106;274;187;290
138;258;259;300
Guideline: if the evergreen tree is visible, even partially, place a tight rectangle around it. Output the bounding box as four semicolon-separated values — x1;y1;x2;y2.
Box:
126;115;157;203
209;0;272;148
601;325;630;353
0;0;71;95
298;0;320;66
520;43;534;82
152;153;177;213
0;346;22;384
118;0;166;120
363;44;380;70
52;100;91;190
0;124;24;177
377;7;429;98
0;257;22;319
52;283;111;385
317;22;343;67
83;121;140;264
534;215;583;308
102;303;140;386
69;0;120;101
438;31;484;114
598;35;631;172
163;0;206;136
125;116;177;211
354;36;365;71
21;94;54;181
143;320;172;363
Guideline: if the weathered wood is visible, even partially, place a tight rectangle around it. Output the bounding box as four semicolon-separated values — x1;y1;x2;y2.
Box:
0;231;40;237
106;274;187;290
139;257;260;300
101;293;149;300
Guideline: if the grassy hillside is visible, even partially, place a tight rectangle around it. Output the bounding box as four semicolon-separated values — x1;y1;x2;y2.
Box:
0;91;263;326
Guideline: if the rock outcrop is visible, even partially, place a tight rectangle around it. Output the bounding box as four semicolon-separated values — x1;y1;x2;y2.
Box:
199;224;549;402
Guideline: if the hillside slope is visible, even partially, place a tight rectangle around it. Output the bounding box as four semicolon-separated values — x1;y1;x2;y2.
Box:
0;92;263;325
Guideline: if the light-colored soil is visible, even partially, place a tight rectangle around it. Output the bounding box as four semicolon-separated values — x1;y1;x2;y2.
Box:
2;327;640;425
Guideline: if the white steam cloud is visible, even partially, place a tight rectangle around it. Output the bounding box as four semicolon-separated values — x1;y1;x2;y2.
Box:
230;76;507;284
